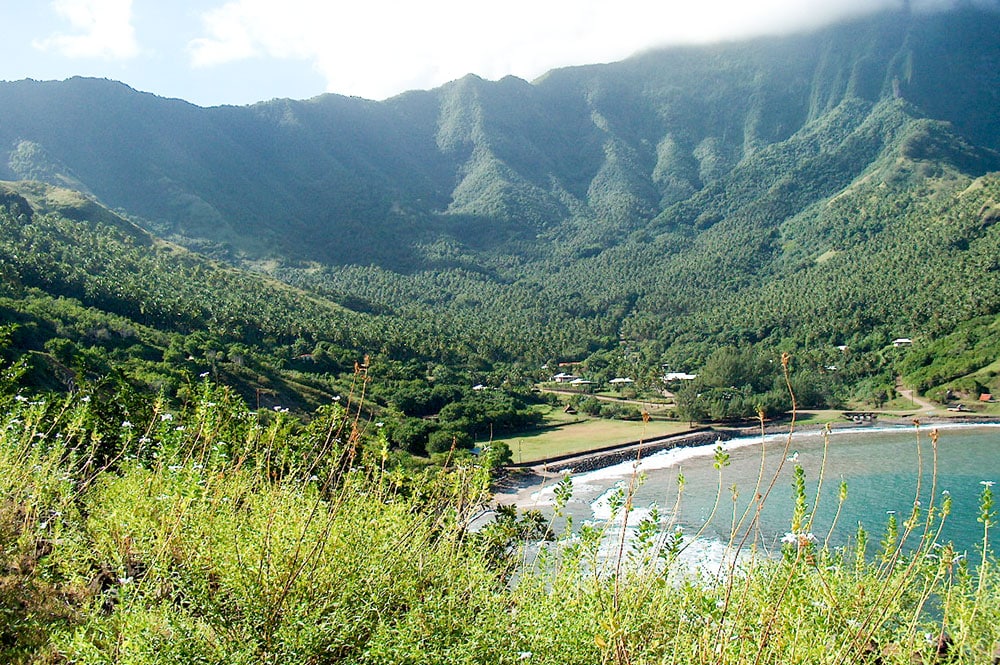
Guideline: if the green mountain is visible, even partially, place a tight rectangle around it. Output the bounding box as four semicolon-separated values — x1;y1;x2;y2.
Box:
1;9;996;262
0;181;549;456
2;6;1000;410
0;180;374;413
7;10;1000;662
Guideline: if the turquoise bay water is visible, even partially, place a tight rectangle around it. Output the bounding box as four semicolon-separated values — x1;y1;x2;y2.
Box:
524;424;1000;556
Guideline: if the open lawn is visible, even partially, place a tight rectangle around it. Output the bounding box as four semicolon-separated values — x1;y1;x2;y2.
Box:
494;417;692;464
785;409;850;427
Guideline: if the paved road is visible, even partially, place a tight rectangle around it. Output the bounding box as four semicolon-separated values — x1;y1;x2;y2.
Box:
895;378;938;413
540;387;674;410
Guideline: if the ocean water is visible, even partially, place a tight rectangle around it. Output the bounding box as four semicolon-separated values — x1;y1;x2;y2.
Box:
523;423;1000;558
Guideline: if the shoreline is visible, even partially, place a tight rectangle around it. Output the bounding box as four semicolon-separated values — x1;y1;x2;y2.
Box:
492;416;1000;506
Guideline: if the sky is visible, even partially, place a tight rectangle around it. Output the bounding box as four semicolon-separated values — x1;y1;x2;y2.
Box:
0;0;984;108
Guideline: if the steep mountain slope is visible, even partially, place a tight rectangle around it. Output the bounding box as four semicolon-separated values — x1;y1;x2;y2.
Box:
0;8;997;266
1;6;999;405
0;181;375;411
0;181;559;457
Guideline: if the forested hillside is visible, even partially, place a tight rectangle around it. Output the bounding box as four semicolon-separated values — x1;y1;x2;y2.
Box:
1;5;1000;421
5;7;1000;663
0;181;553;457
0;181;367;410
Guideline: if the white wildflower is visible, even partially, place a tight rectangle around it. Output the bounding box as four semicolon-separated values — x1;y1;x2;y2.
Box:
781;532;816;546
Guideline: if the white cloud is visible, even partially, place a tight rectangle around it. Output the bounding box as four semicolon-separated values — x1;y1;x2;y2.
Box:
33;0;139;60
187;0;968;101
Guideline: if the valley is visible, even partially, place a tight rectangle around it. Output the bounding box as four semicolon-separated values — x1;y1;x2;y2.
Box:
1;5;1000;663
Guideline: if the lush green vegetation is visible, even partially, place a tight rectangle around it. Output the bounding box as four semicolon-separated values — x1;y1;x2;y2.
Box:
5;50;1000;437
0;182;554;460
3;12;1000;659
2;8;1000;422
0;181;366;411
899;315;1000;402
4;372;1000;663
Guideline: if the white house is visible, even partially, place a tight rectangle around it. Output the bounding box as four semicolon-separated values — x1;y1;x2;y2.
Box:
552;372;579;383
664;372;697;381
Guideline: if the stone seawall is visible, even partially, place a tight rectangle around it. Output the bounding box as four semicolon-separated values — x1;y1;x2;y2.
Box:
538;429;730;474
503;416;1000;485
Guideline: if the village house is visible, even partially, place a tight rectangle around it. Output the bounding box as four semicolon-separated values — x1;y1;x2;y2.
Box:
551;372;579;383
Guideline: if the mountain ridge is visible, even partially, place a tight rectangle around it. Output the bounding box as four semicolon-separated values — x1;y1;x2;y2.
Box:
2;7;998;269
2;6;1000;410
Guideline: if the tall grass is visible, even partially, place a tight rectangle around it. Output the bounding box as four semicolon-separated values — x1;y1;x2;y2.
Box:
2;364;1000;663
